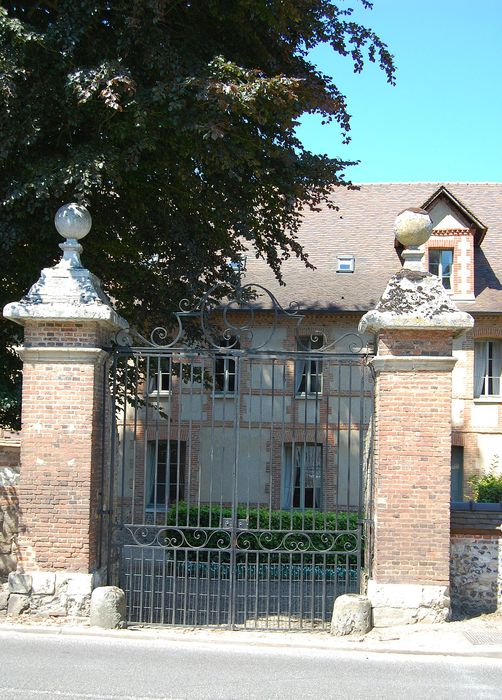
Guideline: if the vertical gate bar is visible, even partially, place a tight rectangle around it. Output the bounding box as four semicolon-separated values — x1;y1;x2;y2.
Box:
172;547;178;625
323;368;330;528
196;355;207;530
149;546;155;624
139;547;145;624
268;357;276;514
346;360;353;540
244;356;253;628
269;358;277;629
176;353;183;527
256;354;267;629
322;361;331;624
160;547;166;625
186;358;195;525
209;355;216;526
299;550;304;630
228;354;241;630
130;355;140;528
97;355;108;571
118;355;130;534
321;551;327;629
142;355;151;526
194;548;200;626
357;358;366;590
312;352;321;532
335;361;342;529
106;351;119;585
367;365;375;583
126;544;133;623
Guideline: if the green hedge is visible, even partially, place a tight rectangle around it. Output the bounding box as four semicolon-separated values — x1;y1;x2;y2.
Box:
166;501;359;531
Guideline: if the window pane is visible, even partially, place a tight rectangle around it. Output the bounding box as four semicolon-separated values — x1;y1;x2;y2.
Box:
474;340;502;397
296;336;324;395
283;443;322;510
428;249;440;276
441;250;453;289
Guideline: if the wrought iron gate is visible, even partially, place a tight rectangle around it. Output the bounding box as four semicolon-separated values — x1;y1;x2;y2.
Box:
104;284;374;630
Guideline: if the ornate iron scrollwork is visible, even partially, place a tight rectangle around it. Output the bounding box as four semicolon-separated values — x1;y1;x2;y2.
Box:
113;281;367;354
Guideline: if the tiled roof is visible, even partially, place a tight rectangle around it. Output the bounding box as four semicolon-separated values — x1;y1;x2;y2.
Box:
243;183;502;314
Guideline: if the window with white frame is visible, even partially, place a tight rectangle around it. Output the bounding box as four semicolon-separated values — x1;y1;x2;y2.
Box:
214;337;239;393
428;249;453;290
281;443;322;510
148;356;171;394
295;335;323;395
474;340;502;398
146;440;186;508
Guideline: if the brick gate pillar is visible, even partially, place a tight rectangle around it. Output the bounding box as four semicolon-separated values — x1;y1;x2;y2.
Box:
359;208;473;627
3;204;127;617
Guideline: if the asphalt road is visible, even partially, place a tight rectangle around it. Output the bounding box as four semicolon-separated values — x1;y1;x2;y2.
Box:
0;630;501;700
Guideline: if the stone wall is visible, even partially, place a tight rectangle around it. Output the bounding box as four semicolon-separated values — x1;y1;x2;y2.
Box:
0;570;105;619
450;505;501;616
0;431;20;582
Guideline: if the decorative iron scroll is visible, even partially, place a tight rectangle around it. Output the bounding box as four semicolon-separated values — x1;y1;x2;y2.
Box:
114;281;367;354
123;525;358;554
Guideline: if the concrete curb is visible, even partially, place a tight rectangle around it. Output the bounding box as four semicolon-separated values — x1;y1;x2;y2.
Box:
0;622;501;659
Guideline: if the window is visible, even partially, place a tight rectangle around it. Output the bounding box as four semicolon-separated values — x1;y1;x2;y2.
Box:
474;340;502;398
147;441;185;508
451;446;464;502
336;255;355;273
214;338;239;393
428;249;453;290
227;255;247;273
295;335;323;395
282;443;322;510
148;357;171;394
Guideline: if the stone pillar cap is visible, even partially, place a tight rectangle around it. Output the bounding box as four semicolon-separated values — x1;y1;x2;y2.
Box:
359;269;474;335
3;204;128;331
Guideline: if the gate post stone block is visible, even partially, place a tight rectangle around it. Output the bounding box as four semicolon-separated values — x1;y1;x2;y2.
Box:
2;204;128;619
90;586;126;629
359;208;473;627
331;594;372;636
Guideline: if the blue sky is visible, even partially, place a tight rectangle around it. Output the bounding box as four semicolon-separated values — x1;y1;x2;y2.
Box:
296;0;502;182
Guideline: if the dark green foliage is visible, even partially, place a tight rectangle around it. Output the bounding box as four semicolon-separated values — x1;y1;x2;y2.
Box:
0;2;395;427
167;500;358;531
469;472;502;503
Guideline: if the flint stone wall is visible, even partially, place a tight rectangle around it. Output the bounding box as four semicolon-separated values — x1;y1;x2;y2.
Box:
450;506;501;615
0;456;20;582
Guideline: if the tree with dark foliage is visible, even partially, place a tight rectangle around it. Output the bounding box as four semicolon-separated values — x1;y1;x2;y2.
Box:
0;1;395;428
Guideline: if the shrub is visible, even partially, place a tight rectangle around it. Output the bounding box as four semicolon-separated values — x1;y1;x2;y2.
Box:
469;470;502;503
166;502;358;531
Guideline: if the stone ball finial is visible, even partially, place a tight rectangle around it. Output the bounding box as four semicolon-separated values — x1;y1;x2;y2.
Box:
394;207;432;248
54;203;92;241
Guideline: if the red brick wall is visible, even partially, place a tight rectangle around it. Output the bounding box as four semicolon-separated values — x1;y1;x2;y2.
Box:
372;332;453;585
17;324;107;572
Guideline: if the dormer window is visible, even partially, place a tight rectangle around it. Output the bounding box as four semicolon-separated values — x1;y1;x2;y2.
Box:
336;255;355;273
421;186;487;301
428;249;453;290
